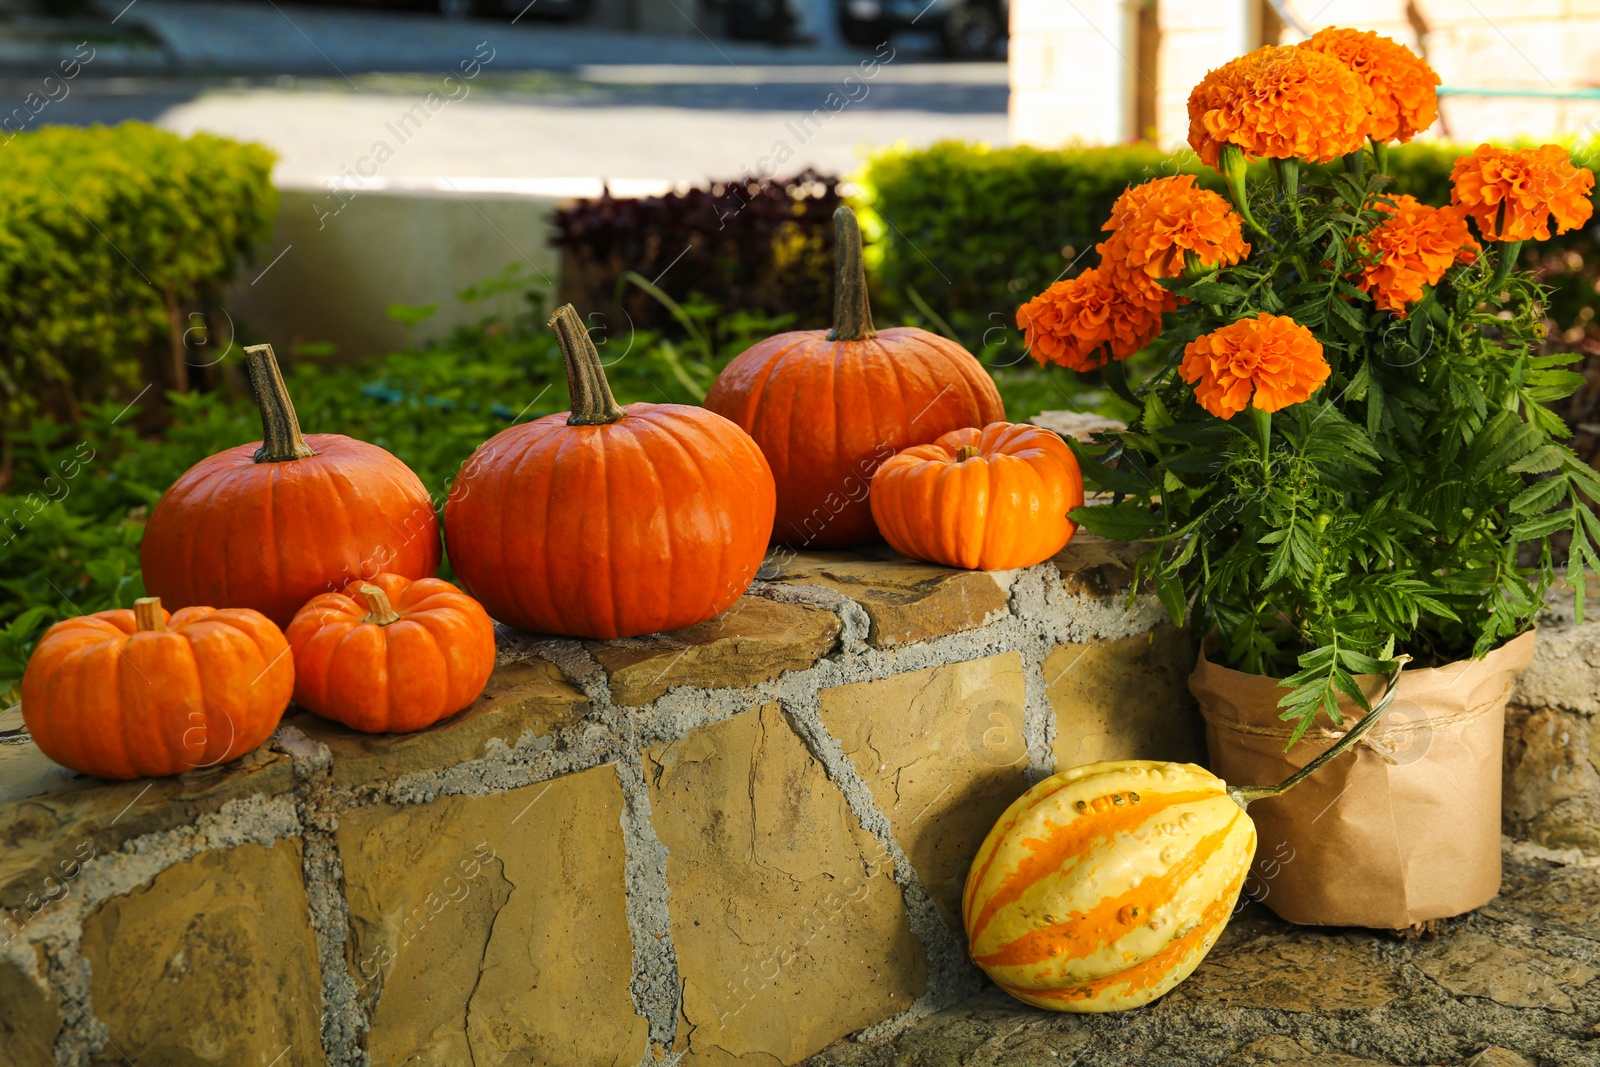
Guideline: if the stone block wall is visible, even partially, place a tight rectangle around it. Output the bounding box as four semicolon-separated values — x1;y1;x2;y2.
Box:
0;536;1204;1067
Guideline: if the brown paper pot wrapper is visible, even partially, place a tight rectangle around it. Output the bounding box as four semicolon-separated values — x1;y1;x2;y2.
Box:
1192;630;1536;929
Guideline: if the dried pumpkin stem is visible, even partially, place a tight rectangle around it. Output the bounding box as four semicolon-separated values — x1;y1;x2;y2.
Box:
360;585;402;626
133;597;166;632
550;304;625;426
955;445;981;462
1228;654;1412;809
827;206;878;343
245;344;316;464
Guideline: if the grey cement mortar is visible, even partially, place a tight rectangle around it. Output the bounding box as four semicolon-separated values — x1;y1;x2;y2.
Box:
612;754;683;1060
10;561;1189;1066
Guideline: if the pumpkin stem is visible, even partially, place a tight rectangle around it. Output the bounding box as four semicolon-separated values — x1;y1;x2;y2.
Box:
133;597;166;632
1227;655;1412;809
245;344;316;464
360;585;403;626
956;445;981;462
550;304;625;426
827;206;878;343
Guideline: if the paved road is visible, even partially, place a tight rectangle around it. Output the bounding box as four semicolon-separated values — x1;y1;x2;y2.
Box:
3;1;1009;183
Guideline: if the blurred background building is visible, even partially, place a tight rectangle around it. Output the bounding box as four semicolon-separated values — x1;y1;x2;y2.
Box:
1011;0;1600;148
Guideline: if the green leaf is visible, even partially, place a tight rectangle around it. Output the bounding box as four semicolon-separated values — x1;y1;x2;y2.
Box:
1069;500;1163;541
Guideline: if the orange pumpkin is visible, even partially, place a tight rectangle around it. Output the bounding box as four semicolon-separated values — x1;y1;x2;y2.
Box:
964;660;1409;1012
141;343;441;628
20;597;293;780
869;422;1084;570
444;304;776;639
704;206;1004;549
285;573;496;733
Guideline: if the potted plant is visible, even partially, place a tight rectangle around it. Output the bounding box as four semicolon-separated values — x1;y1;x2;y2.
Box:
1016;29;1597;928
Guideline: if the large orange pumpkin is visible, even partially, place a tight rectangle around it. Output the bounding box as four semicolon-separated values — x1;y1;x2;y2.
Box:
444;304;776;639
286;573;496;733
869;422;1084;570
21;597;294;780
704;206;1004;548
964;661;1408;1012
141;343;441;628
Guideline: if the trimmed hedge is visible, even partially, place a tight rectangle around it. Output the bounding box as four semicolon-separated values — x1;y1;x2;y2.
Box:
857;139;1600;353
0;123;278;459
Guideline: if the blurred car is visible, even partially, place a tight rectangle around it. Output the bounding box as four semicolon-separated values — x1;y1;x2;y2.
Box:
837;0;1006;57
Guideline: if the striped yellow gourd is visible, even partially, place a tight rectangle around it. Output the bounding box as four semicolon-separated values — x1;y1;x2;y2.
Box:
964;659;1410;1012
962;761;1253;1012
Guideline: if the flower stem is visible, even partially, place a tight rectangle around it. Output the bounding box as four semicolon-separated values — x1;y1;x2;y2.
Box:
1217;144;1267;239
1370;137;1390;177
1250;404;1272;458
1228;655;1411;808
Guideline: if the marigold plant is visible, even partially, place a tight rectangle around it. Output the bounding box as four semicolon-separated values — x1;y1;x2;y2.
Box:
1187;45;1373;168
1297;27;1439;145
1025;30;1600;741
1354;194;1479;314
1100;175;1250;309
1450;143;1596;243
1016;266;1163;373
1180;313;1330;419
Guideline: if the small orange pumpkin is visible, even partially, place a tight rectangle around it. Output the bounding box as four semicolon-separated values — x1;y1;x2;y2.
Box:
285;573;496;733
705;206;1004;548
869;422;1084;571
141;343;441;627
21;597;293;780
444;304;776;639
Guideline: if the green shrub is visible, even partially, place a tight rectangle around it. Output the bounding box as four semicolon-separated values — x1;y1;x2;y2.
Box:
857;139;1600;367
0;123;277;456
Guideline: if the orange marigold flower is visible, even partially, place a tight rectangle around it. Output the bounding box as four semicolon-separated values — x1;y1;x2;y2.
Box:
1354;195;1479;314
1187;45;1373;168
1180;313;1330;420
1297;28;1439;144
1449;144;1596;242
1016;267;1164;373
1098;176;1251;305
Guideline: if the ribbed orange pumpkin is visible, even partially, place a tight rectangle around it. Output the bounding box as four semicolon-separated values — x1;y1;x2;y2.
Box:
444;304;776;639
704;207;1004;548
21;597;293;780
964;662;1407;1012
141;344;441;628
869;422;1084;570
285;573;496;733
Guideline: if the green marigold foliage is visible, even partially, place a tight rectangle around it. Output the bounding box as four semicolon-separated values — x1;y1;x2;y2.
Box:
0;123;278;434
1071;167;1600;743
859;139;1600;355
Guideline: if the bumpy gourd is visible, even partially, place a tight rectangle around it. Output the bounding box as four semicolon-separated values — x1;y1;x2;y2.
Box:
964;659;1407;1011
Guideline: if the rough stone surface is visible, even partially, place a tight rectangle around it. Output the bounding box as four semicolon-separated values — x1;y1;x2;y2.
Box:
1413;931;1596;1013
645;703;928;1064
287;655;589;791
1166;911;1403;1012
0;744;294;911
805;843;1600;1067
766;552;1009;648
818;653;1029;930
1050;532;1146;598
1505;586;1600;856
337;765;648;1067
1044;625;1205;768
0;942;58;1067
587;596;840;706
78;840;324;1066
